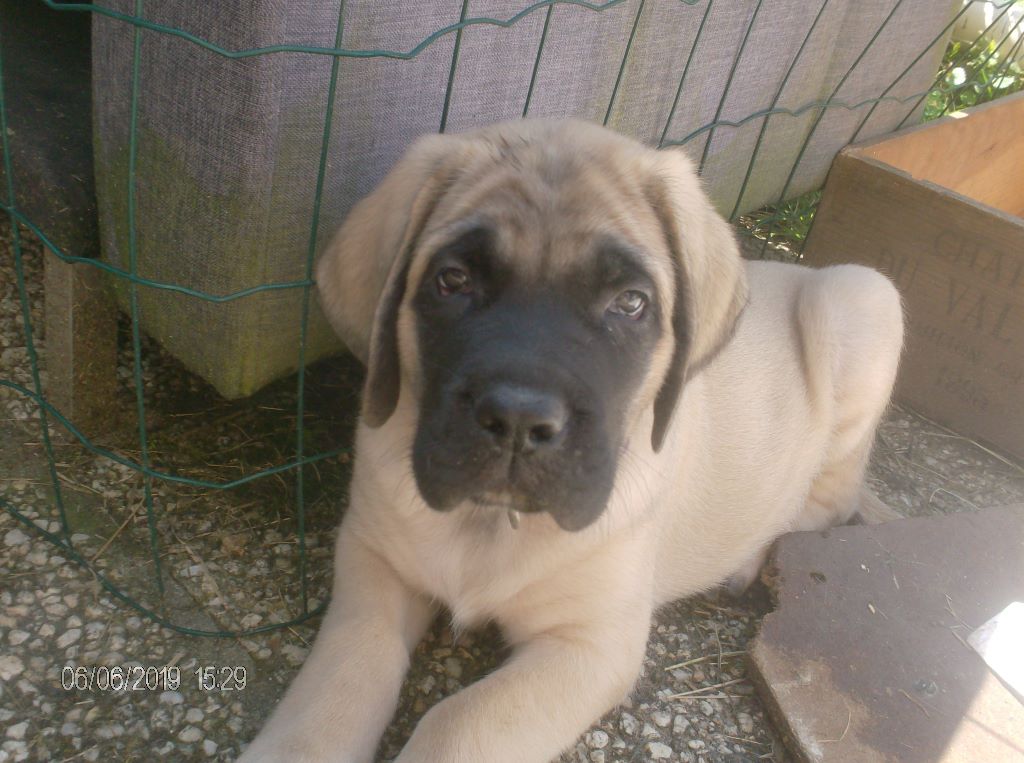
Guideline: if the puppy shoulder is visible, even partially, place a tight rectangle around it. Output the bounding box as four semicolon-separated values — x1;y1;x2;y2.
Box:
790;263;903;414
797;264;904;353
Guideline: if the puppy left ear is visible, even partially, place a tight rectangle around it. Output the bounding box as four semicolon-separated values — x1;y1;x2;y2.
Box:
316;133;474;427
646;149;749;452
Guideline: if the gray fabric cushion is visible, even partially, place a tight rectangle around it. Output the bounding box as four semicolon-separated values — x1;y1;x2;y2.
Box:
92;0;956;398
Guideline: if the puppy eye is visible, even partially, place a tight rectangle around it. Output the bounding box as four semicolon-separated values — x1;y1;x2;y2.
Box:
437;267;472;296
608;289;648;319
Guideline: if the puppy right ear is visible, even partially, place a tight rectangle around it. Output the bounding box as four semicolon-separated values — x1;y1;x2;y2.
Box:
316;134;468;427
316;134;459;364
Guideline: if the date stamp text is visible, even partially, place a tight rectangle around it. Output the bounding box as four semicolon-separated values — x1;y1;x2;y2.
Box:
61;665;247;692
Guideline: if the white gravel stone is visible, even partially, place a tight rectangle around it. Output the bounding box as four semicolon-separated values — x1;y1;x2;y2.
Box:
5;722;27;740
3;740;29;761
282;643;308;666
619;712;638;736
55;629;80;649
687;739;705;750
443;657;463;679
0;655;24;681
652;710;672;727
737;712;754;734
202;739;218;756
7;631;29;647
178;726;202;743
159;690;184;705
95;724;123;740
698;699;714;717
185;708;204;724
28;552;49;567
2;529;29;547
585;729;609;749
588;751;605;763
647;741;673;759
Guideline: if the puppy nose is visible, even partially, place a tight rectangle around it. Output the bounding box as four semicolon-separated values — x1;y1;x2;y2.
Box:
474;385;568;452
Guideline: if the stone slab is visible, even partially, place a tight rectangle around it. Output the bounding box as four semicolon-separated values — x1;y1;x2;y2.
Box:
750;505;1024;763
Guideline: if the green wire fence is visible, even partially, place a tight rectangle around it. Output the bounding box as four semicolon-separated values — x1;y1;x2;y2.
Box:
1;0;1022;638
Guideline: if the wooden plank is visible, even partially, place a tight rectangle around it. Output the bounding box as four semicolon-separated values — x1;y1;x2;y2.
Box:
44;256;119;437
805;142;1024;460
859;91;1024;218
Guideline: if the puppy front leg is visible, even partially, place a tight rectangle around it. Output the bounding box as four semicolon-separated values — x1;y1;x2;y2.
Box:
395;609;651;763
240;527;433;763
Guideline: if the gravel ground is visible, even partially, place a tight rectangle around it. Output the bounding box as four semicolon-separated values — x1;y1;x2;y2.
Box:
3;220;1024;763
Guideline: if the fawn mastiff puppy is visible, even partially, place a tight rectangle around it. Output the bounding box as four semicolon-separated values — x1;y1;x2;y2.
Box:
241;120;903;762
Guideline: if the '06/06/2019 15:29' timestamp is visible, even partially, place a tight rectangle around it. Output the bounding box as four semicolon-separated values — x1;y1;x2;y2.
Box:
61;665;247;692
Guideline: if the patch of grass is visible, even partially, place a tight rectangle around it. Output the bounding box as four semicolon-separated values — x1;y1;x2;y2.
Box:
740;31;1024;256
738;190;820;261
925;37;1024;119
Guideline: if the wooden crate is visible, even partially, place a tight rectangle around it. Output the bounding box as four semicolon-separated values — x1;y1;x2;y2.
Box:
803;92;1024;461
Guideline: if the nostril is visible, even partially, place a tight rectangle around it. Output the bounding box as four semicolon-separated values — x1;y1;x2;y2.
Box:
483;417;508;439
528;422;557;445
475;402;511;442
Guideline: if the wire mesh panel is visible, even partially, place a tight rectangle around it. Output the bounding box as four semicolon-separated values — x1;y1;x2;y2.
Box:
1;0;1022;637
86;0;966;400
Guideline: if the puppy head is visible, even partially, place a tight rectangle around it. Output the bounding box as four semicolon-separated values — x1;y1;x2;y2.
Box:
317;121;747;530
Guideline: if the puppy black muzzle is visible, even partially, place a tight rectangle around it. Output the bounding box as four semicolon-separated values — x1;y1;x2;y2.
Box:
412;288;637;531
413;364;618;531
